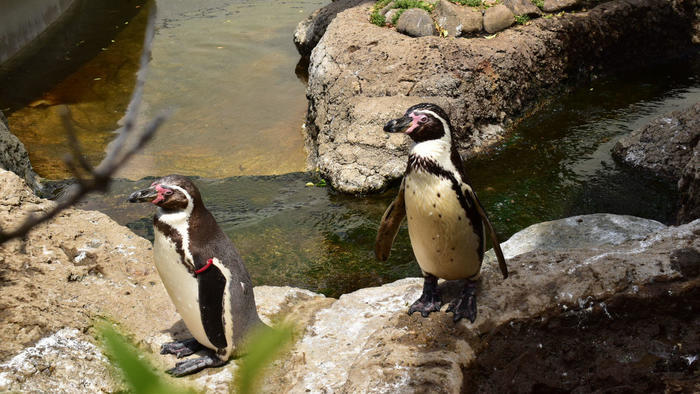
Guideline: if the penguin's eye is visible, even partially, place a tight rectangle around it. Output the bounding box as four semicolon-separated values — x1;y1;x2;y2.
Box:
418;115;428;124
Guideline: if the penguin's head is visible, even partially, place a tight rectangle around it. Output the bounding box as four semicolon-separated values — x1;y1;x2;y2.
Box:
128;174;202;212
383;103;452;143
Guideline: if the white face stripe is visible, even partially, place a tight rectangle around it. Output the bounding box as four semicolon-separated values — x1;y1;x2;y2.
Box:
157;184;195;270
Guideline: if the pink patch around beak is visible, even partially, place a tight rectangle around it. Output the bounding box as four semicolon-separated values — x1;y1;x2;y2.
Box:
406;113;424;134
152;184;168;204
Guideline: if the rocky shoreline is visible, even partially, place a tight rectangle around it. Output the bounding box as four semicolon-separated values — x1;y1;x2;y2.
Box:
297;0;698;193
0;110;38;192
0;169;697;392
613;102;700;224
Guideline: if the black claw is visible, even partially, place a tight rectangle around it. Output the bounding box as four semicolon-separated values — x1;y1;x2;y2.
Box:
408;274;442;318
447;281;478;323
160;338;204;358
165;353;226;377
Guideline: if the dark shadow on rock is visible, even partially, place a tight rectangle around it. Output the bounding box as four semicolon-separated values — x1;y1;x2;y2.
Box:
162;319;191;341
463;284;700;393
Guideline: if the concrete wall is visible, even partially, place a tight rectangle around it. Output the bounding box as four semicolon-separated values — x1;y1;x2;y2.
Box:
0;0;76;64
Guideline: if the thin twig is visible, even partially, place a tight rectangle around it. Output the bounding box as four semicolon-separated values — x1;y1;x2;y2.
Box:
0;5;165;245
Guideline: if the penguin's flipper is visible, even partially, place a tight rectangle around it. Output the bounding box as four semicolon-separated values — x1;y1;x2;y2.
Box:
166;352;226;377
375;179;407;261
464;189;508;279
160;338;204;358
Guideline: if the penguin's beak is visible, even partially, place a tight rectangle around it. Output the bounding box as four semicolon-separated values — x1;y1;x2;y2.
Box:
384;115;412;133
128;187;158;203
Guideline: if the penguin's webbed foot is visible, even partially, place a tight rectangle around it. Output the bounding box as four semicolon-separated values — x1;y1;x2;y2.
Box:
160;338;204;358
446;280;478;323
408;274;442;318
165;352;226;377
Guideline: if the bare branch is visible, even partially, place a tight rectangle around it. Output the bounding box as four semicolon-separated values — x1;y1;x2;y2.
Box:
60;106;93;175
0;5;166;245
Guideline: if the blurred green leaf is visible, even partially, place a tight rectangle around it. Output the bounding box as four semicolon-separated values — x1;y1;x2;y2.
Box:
235;323;294;394
99;324;192;394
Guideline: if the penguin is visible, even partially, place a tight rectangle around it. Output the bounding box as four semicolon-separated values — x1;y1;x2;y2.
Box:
375;103;508;322
128;174;264;376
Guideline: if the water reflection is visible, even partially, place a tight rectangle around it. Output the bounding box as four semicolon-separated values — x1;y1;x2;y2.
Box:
3;0;326;180
1;0;149;178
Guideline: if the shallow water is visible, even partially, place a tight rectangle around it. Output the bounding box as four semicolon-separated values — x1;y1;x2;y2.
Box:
70;57;700;298
2;0;324;179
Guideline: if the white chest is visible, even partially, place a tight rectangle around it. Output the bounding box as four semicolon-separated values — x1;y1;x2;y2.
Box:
404;171;481;280
153;228;215;350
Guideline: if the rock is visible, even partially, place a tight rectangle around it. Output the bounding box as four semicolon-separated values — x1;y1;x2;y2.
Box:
502;0;543;17
455;6;484;34
542;0;580;12
435;0;468;37
264;214;699;392
490;213;667;260
396;8;436;37
613;103;700;180
678;141;700;223
434;0;484;36
0;110;39;193
612;103;700;224
483;4;515;33
303;0;696;192
434;0;461;37
293;0;365;56
0;329;113;392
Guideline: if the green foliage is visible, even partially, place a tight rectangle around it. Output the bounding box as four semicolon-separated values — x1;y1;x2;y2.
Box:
394;0;435;12
235;324;295;394
370;12;387;26
533;0;544;8
99;324;193;394
370;0;437;27
514;14;531;24
100;321;294;394
453;0;483;7
370;0;393;26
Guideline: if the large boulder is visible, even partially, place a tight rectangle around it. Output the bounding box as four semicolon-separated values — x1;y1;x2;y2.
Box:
483;4;515;33
612;102;700;224
678;139;700;223
264;214;699;392
302;0;696;193
396;8;436;37
0;111;39;192
613;102;700;180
